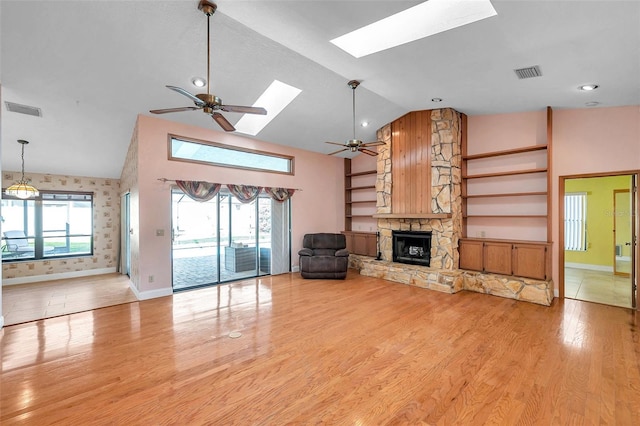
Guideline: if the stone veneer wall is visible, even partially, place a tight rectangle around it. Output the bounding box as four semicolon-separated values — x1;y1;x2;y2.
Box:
119;119;140;291
2;172;120;280
375;108;463;270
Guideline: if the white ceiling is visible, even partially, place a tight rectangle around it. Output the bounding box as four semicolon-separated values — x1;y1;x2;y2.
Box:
1;0;639;179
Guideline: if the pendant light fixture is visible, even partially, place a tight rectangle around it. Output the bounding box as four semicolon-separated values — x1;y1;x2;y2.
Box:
5;139;39;199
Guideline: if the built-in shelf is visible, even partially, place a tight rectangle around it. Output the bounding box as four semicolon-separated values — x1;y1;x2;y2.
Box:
463;168;547;179
464;215;547;219
463;191;547;199
344;161;378;255
460;108;553;279
373;213;452;219
463;144;547;160
346;170;377;177
346;185;376;191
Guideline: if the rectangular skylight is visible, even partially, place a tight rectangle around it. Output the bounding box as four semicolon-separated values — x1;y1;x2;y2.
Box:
234;80;302;136
330;0;498;58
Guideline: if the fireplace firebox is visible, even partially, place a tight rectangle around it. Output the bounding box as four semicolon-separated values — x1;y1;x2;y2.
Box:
392;231;432;267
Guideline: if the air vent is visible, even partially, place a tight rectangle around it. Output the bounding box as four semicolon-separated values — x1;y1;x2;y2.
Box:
5;101;42;117
514;65;543;79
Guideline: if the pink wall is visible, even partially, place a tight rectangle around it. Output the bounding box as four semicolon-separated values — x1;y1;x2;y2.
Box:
134;115;345;295
551;106;640;290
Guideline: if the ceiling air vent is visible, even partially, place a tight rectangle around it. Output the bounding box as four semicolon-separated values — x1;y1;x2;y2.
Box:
514;65;542;79
5;101;42;117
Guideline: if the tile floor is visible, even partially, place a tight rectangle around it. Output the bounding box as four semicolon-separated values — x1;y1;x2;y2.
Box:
2;273;137;326
564;267;634;308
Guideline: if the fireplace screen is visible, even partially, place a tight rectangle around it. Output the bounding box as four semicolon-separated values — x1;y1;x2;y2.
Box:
392;231;432;267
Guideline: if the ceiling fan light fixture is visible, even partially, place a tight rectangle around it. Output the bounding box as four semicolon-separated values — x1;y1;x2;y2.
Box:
431;97;443;102
6;140;39;199
361;121;369;127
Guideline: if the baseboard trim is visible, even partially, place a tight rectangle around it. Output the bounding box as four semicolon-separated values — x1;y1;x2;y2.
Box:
565;262;613;272
291;265;300;273
130;285;173;301
0;315;4;329
2;267;118;286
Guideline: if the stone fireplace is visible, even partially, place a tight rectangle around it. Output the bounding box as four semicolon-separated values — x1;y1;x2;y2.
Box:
350;108;553;306
374;108;462;270
392;231;432;267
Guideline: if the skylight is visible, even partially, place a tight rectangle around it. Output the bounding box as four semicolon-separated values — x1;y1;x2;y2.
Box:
234;80;302;136
330;0;498;58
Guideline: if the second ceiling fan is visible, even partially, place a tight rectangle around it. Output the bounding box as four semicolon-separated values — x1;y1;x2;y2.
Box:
326;80;385;156
149;0;266;132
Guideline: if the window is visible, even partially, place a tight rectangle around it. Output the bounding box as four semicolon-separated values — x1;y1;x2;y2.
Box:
169;135;294;174
1;191;93;261
564;192;587;251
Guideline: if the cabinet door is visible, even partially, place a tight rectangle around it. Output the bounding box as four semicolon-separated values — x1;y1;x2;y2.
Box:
513;244;548;280
459;240;484;271
483;242;512;275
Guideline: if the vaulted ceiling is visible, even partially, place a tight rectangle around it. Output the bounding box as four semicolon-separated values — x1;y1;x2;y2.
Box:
2;1;639;178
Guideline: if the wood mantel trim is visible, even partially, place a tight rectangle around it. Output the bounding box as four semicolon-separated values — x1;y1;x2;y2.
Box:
373;213;452;219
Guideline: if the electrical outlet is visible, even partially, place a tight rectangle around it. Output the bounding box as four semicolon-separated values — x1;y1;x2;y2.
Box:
480;231;486;238
148;275;154;283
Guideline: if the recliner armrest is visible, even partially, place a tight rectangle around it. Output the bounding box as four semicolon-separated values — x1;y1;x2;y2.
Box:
298;248;313;256
335;249;350;257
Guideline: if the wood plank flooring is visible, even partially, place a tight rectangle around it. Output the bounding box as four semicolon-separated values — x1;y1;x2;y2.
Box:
1;273;137;326
2;271;639;424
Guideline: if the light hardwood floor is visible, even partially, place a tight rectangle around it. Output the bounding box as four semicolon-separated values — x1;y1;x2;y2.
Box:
1;274;137;326
2;271;639;424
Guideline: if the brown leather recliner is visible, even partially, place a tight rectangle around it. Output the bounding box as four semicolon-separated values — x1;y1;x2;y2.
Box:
298;233;349;279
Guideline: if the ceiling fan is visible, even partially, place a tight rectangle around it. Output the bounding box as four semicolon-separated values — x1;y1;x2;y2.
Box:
326;80;386;156
149;0;266;132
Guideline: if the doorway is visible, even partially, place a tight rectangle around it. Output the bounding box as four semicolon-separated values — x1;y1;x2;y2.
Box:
561;173;637;309
171;187;290;291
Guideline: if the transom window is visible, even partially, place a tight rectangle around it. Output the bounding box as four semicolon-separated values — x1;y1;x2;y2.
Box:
169;135;294;175
1;191;93;261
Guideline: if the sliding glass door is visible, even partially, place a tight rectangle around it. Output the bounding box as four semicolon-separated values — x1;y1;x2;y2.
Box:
171;187;289;291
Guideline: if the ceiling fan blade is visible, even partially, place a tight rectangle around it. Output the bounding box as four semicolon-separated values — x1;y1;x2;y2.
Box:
359;148;379;156
361;140;386;147
328;148;348;156
166;85;206;106
212;112;235;132
149;106;201;114
221;105;267;115
325;141;347;147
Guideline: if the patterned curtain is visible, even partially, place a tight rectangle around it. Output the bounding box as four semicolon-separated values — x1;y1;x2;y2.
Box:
227;184;262;203
176;180;221;202
264;187;296;202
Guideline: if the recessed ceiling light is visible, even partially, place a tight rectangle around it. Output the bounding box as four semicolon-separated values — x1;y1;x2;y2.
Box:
361;121;369;127
330;0;497;58
192;77;207;88
234;80;302;136
431;98;443;103
585;101;600;107
578;84;599;91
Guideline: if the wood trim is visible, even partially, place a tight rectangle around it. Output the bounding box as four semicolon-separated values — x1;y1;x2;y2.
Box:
464;215;547;219
546;106;553;243
461;113;468;238
344;158;352;231
345;185;376;191
461;237;551;245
